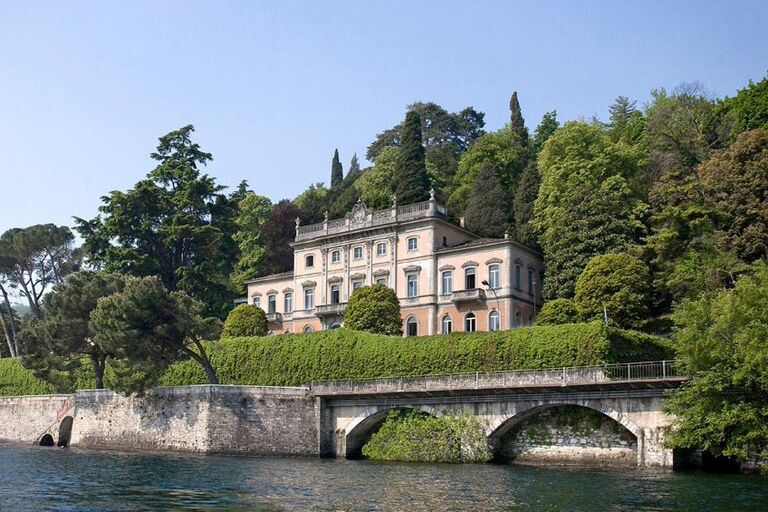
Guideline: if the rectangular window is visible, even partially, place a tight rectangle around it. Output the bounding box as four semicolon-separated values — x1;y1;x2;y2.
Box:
353;246;363;259
407;237;418;251
304;288;314;310
267;294;276;315
330;284;340;304
441;271;453;295
515;265;521;290
465;267;476;289
375;277;387;286
284;293;293;313
376;242;387;256
489;264;500;289
252;296;261;309
407;274;418;298
528;269;534;295
305;255;314;268
331;250;340;263
352;280;363;291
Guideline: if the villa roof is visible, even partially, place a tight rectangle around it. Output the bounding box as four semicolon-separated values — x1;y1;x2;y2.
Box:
243;271;294;285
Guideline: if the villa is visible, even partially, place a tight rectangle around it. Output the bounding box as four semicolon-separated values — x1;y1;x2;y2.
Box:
245;191;544;335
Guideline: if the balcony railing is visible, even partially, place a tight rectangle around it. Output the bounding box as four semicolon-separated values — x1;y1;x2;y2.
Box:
310;360;684;396
266;312;283;323
295;199;447;242
451;288;486;303
315;303;347;317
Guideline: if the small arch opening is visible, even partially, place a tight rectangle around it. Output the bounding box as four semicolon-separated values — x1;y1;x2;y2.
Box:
39;434;54;447
345;407;437;459
57;416;74;447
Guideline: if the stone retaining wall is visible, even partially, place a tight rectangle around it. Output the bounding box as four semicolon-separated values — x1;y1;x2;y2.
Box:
0;394;72;444
71;386;319;456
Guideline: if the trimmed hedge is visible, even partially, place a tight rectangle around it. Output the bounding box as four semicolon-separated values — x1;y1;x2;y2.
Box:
160;321;674;387
1;322;674;395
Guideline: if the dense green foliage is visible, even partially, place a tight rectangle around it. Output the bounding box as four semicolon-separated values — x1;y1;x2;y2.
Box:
463;161;510;237
361;410;492;463
344;285;402;335
535;299;579;326
19;271;125;389
157;323;672;387
574;253;650;328
665;262;768;471
222;304;268;338
73;125;241;318
259;200;308;275
0;323;673;396
230;192;272;289
392;110;431;205
90;276;221;394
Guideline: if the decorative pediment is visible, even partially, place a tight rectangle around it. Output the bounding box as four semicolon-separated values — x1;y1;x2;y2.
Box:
485;257;503;265
301;280;317;288
373;269;390;277
350;272;366;280
461;260;479;268
282;287;294;294
251;291;262;297
266;289;278;296
403;264;422;274
346;200;371;228
327;275;343;283
438;264;455;271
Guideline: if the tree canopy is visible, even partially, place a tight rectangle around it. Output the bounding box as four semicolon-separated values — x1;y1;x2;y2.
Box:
344;284;402;335
222;304;268;338
392;110;431;205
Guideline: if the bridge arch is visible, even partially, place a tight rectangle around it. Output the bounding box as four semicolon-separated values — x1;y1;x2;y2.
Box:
57;416;74;447
38;434;54;447
342;405;442;458
487;399;642;441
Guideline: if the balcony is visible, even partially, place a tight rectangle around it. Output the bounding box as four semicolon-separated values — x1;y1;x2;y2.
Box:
451;288;486;304
315;303;347;317
266;312;283;323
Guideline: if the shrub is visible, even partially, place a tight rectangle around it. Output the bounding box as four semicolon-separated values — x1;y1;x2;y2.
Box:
574;253;650;328
362;410;492;463
344;284;402;335
222;304;267;338
536;298;579;325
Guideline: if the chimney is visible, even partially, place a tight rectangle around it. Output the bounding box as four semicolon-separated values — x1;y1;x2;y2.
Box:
459;216;465;228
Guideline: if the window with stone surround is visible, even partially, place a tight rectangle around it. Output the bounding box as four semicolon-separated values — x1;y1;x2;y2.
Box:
489;310;500;331
353;246;363;259
376;242;387;256
304;288;314;310
407;274;418;297
465;267;476;289
488;264;500;289
464;312;476;332
305;254;314;268
407;237;418;251
331;250;340;263
441;270;453;295
406;316;418;337
284;293;293;313
441;315;452;334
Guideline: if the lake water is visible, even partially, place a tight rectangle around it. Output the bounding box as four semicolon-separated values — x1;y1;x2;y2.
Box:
1;445;767;511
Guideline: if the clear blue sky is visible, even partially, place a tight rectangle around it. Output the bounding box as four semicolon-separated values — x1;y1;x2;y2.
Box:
1;0;766;233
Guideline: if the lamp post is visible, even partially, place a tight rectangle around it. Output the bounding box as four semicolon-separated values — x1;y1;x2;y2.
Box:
482;279;501;330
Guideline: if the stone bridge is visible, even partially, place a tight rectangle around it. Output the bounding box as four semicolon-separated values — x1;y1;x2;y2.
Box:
311;361;686;467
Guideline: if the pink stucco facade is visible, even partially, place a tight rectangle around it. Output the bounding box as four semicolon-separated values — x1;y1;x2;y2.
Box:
245;196;544;336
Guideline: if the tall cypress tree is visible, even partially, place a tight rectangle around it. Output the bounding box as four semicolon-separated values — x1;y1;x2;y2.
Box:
509;91;529;146
464;161;510;238
330;149;343;188
392;110;430;205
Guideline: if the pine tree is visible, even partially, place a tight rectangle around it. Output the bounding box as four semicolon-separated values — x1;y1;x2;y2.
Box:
509;91;529;146
464;162;510;238
330;149;343;188
392;110;430;205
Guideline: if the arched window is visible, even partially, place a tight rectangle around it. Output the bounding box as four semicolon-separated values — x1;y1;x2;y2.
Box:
406;316;418;337
441;315;453;334
465;312;476;332
514;310;522;327
329;322;342;330
302;325;314;333
488;310;500;332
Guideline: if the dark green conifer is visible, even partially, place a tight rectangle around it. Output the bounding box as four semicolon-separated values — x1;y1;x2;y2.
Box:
392;111;430;204
509;91;529;145
512;162;540;248
330;149;343;188
464;161;510;238
349;153;361;174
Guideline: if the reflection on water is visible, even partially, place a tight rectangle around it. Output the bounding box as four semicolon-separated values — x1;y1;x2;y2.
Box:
0;445;767;511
